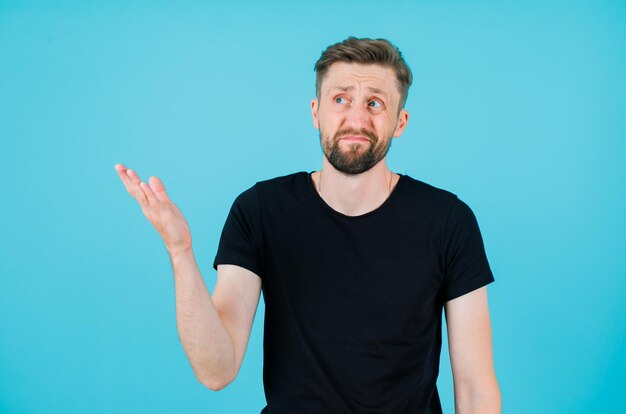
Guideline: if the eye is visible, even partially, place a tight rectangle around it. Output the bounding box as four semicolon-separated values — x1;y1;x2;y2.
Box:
368;99;382;108
335;96;347;104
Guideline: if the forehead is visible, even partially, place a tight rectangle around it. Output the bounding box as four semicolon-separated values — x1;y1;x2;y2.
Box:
321;62;399;98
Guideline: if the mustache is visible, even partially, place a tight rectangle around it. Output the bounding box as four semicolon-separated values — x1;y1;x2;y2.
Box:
333;128;378;143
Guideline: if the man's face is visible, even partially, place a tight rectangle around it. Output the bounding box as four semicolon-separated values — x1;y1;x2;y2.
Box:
311;62;409;175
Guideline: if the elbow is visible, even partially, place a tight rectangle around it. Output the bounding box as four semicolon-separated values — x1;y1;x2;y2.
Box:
196;369;236;392
455;377;502;414
201;378;229;392
187;344;238;391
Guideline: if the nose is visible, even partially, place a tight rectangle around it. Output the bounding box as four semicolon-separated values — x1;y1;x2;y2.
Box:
343;103;372;131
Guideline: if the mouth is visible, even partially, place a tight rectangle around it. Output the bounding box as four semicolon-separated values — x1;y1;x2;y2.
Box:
334;128;378;143
339;135;371;143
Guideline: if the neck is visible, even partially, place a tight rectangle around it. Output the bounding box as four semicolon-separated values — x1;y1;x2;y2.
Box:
313;158;397;216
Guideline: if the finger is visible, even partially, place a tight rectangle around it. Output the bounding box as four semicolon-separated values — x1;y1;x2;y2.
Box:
114;164;137;193
126;168;142;185
148;176;171;202
115;166;138;197
115;164;131;185
125;169;149;207
140;181;159;206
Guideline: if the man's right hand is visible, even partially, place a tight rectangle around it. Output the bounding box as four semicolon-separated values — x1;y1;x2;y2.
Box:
114;163;261;391
114;163;192;255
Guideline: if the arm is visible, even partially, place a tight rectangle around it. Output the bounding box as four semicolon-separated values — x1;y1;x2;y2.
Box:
444;286;501;414
171;252;261;391
114;164;262;391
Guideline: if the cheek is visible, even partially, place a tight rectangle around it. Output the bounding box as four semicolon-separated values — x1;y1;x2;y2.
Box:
376;112;394;133
320;113;340;132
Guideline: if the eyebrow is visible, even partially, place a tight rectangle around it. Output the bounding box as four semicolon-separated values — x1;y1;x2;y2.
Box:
330;85;388;98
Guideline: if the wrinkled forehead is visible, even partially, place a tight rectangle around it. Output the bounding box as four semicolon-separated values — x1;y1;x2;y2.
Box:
320;62;401;101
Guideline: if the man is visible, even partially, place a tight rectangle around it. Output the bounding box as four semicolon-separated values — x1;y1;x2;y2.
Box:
115;37;501;413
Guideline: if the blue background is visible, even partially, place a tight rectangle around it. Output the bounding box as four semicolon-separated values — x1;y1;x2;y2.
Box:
1;1;625;413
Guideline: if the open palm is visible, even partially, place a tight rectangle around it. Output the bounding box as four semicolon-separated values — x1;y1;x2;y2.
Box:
114;163;192;255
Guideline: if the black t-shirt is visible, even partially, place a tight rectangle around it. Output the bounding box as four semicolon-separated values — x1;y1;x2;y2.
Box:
213;172;494;414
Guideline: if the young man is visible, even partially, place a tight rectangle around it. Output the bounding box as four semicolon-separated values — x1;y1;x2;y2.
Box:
115;37;501;413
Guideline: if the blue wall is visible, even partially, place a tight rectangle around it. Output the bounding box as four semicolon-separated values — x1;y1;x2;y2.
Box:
1;1;624;412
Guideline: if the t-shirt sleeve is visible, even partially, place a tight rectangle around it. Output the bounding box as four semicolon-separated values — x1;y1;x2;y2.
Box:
212;185;263;278
440;197;494;302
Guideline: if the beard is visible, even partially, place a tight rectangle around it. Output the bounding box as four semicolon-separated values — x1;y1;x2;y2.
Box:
320;127;392;175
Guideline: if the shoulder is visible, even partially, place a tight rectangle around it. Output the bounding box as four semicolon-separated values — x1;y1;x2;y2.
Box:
254;171;309;191
233;171;310;207
251;171;310;201
398;174;460;213
397;176;486;230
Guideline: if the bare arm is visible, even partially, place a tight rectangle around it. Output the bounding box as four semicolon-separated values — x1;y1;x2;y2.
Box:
170;251;261;391
444;286;501;414
114;164;262;390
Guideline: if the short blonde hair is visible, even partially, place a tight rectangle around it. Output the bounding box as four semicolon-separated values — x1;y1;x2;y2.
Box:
314;37;413;109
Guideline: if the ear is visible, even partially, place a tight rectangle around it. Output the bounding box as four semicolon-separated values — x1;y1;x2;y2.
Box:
392;109;409;138
311;98;320;130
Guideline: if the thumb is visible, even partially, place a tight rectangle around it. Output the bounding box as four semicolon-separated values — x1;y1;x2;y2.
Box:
149;176;171;201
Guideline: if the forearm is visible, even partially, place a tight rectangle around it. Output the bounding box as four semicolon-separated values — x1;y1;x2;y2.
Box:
169;247;235;390
454;378;502;414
